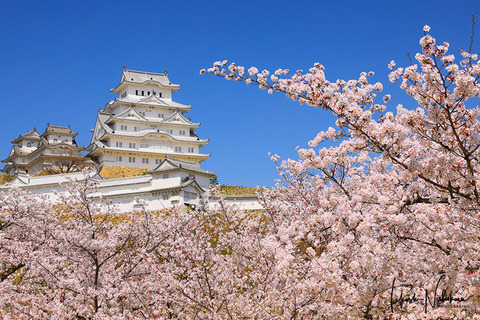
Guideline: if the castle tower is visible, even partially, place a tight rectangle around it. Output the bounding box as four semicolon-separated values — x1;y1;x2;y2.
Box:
86;68;210;172
2;125;94;175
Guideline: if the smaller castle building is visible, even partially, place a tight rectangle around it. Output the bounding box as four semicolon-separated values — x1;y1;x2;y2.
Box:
2;125;95;176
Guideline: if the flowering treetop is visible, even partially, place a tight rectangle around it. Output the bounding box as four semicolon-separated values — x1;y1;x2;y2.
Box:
202;24;480;318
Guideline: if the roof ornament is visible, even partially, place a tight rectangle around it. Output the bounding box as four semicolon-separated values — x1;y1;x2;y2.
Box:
123;64;126;70
164;69;168;76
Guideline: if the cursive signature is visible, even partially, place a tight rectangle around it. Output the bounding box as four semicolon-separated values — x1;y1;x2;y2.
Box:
390;275;474;313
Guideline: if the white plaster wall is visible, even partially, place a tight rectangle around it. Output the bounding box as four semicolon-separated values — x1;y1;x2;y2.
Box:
124;85;172;100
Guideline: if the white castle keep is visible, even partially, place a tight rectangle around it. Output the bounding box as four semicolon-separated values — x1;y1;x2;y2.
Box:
0;68;261;212
86;68;210;169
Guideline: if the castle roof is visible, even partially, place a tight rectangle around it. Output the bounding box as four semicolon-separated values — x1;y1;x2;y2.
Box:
111;68;181;94
42;124;78;138
107;96;192;112
148;156;215;177
11;128;41;144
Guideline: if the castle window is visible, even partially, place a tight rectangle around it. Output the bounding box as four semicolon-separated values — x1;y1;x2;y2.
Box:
158;113;164;118
27;143;31;147
129;143;136;149
129;157;135;163
155;159;159;164
136;90;138;95
184;191;197;201
179;130;186;135
163;174;169;179
159;92;162;98
116;156;122;161
147;91;150;95
116;142;122;147
175;146;182;153
134;127;138;131
142;158;149;164
188;147;194;153
142;91;144;96
162;194;169;200
121;125;127;130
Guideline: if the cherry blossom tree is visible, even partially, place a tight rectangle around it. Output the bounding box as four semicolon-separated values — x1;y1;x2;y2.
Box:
0;177;181;319
202;24;480;319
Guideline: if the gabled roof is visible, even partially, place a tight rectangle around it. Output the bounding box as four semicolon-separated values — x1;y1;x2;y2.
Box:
108;96;192;112
11;128;41;144
114;106;148;121
180;178;206;194
148;156;215;177
111;68;181;93
42;124;77;137
163;110;199;126
138;94;167;105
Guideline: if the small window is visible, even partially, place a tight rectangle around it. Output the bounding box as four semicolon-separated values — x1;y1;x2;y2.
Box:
129;157;135;163
158;113;164;118
155;159;159;164
116;142;122;147
142;91;144;96
175;146;182;153
129;143;136;148
184;191;197;201
188;147;194;153
147;91;150;95
163;174;169;179
159;92;162;98
136;90;138;95
53;139;58;143
162;194;169;200
142;158;149;164
134;127;138;132
27;142;31;147
116;156;122;161
121;125;127;130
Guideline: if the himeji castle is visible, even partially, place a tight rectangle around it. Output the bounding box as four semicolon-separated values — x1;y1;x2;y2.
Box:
86;67;211;170
0;68;260;212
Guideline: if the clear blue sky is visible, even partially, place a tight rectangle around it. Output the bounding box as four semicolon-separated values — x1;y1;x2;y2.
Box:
1;1;479;187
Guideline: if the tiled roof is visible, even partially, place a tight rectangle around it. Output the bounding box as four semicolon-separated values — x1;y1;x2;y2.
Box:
148;157;215;176
42;124;78;137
